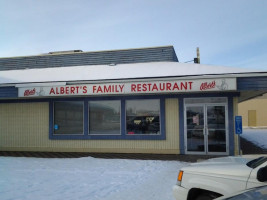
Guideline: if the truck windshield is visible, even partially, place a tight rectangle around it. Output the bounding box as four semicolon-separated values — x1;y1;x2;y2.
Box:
246;157;267;169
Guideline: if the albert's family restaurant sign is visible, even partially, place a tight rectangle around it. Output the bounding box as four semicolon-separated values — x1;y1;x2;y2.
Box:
19;78;236;97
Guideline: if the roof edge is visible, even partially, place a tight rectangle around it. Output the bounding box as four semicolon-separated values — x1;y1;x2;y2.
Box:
0;45;176;59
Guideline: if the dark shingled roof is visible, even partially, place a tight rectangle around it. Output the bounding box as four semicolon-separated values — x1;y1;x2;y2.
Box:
0;46;178;71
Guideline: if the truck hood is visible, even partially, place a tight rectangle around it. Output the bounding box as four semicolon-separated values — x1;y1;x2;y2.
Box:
195;156;250;165
183;156;252;178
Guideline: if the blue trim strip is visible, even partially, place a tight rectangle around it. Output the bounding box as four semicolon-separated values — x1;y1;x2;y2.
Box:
228;97;234;155
161;97;166;140
121;99;126;139
0;87;18;98
0;92;240;104
84;100;89;137
237;76;267;90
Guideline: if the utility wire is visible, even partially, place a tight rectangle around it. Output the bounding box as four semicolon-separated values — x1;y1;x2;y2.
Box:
184;60;194;63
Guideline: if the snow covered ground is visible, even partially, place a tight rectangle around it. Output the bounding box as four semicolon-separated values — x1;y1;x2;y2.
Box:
1;129;266;200
241;128;267;149
0;156;188;200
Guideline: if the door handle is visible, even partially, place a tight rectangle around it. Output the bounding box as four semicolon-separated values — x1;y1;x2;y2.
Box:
205;126;208;135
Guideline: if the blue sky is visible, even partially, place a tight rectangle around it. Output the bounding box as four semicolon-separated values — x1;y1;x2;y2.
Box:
0;0;266;70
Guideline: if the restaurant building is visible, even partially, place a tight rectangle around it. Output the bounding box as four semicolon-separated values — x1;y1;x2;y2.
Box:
0;46;266;155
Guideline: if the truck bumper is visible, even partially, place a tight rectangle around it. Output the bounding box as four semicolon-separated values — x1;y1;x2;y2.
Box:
173;185;189;200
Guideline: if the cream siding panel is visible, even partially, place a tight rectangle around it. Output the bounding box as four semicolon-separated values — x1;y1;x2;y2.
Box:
238;99;267;127
0;103;49;149
248;110;257;127
0;100;180;154
165;98;180;153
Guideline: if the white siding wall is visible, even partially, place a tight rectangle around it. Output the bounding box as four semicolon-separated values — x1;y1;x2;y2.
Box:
0;99;180;154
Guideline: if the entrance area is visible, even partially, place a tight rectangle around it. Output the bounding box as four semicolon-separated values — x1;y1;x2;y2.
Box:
184;98;228;155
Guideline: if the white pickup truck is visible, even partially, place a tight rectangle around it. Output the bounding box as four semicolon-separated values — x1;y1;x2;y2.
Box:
173;156;267;200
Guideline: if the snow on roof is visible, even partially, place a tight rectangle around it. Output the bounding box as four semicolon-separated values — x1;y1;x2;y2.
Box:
0;62;264;85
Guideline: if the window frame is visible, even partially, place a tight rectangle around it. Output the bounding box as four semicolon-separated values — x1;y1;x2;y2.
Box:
49;96;166;140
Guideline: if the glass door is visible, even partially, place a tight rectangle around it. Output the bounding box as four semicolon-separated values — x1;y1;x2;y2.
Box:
207;105;227;154
185;106;206;154
185;98;228;155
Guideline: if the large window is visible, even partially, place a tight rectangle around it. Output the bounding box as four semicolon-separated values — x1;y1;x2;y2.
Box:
50;98;165;139
54;101;84;135
126;99;160;135
89;100;121;135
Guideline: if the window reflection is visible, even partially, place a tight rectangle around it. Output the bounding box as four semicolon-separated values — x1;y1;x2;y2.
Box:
126;99;160;135
207;106;225;129
54;101;84;135
89;101;121;135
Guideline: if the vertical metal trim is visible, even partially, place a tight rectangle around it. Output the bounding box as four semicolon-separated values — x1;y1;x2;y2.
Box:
121;98;126;139
228;97;234;156
160;97;166;140
84;100;89;136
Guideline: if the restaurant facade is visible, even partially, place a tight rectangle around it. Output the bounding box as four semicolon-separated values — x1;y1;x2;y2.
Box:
0;46;266;155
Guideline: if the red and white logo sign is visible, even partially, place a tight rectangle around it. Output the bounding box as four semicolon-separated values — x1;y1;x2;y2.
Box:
24;88;36;96
200;81;216;91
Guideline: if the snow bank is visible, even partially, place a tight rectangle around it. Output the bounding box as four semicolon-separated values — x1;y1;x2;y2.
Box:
241;129;267;149
0;156;188;200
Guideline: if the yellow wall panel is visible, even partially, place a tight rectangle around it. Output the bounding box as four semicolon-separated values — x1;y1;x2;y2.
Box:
165;98;180;153
0;100;180;154
248;110;257;127
238;99;267;127
0;103;49;149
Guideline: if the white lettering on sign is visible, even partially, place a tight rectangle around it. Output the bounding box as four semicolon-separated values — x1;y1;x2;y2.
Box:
18;78;236;98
